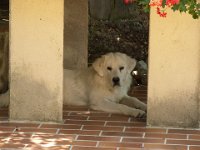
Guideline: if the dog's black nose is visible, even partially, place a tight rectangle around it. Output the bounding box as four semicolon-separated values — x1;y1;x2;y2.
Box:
112;77;120;84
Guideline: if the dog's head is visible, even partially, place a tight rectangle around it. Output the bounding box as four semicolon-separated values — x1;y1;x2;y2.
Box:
92;52;136;88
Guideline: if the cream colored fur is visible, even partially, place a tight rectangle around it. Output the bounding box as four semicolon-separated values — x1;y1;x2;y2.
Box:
0;91;9;107
64;52;146;117
0;52;147;117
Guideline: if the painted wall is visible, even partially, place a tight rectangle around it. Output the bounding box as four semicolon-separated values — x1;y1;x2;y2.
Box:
148;8;200;128
0;32;9;93
9;0;64;122
64;0;88;69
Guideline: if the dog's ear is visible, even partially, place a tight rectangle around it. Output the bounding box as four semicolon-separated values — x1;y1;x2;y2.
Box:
92;56;105;77
127;56;137;73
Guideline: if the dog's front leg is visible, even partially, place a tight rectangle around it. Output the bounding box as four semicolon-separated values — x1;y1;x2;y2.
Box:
0;91;9;108
120;95;147;112
90;99;145;118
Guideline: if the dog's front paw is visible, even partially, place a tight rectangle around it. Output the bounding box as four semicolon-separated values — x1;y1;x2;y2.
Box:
138;103;147;112
131;109;146;118
0;92;9;108
0;98;9;108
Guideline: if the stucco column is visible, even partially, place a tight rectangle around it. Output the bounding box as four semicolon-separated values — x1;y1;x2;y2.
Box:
9;0;64;122
147;8;200;128
64;0;88;69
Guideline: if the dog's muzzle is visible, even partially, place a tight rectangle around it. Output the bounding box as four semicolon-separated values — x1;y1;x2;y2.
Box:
112;77;120;86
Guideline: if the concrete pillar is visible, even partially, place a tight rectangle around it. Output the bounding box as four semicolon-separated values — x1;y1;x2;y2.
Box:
0;32;9;93
199;86;200;128
199;63;200;128
64;0;88;69
9;0;64;122
147;8;200;128
89;0;112;20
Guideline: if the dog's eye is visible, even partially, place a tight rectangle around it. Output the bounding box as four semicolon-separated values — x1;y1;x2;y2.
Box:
107;67;112;71
119;66;124;71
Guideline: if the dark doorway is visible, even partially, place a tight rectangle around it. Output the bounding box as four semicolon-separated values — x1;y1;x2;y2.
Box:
88;0;149;104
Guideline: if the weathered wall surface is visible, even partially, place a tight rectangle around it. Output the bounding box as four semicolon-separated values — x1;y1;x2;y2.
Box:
89;0;112;20
9;0;64;122
148;8;200;128
0;32;9;93
64;0;88;69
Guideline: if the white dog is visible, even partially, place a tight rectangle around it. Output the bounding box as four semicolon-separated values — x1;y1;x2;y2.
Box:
64;52;146;117
0;52;147;117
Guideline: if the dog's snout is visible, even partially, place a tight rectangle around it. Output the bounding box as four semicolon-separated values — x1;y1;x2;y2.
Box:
112;77;120;84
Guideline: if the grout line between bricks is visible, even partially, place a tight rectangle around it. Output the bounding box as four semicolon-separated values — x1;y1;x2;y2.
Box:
68;111;72;116
166;128;169;134
119;136;123;142
162;142;200;147
30;133;35;138
96;141;100;147
166;138;200;142
128;117;132;122
142;132;145;138
187;145;189;150
74;134;79;141
122;126;126;132
187;134;189;140
56;128;60;134
99;130;103;136
80;125;84;130
104;121;107;126
37;123;42;128
69;145;73;150
142;143;144;148
12;128;16;133
23;144;28;149
164;137;167;144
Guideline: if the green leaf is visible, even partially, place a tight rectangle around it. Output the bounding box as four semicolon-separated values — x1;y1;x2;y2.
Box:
143;6;150;13
137;0;200;19
192;13;198;19
162;0;166;8
172;4;180;11
189;9;195;14
197;3;200;9
179;4;187;12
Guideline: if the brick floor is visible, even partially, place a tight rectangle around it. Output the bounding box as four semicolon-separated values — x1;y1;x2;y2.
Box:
0;86;199;150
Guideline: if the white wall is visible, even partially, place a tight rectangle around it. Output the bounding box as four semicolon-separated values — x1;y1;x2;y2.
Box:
9;0;64;122
148;8;200;128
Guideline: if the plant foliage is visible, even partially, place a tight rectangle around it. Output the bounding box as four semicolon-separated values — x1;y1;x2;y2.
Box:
123;0;200;19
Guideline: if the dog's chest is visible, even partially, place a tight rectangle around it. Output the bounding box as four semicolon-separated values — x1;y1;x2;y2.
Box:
106;88;126;103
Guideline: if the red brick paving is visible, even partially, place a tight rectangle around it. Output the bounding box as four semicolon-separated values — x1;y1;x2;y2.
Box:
0;86;199;150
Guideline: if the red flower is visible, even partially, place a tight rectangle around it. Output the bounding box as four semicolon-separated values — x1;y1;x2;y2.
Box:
150;0;179;17
123;0;130;4
166;0;180;6
149;0;162;6
157;7;167;17
150;0;180;7
123;0;134;5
